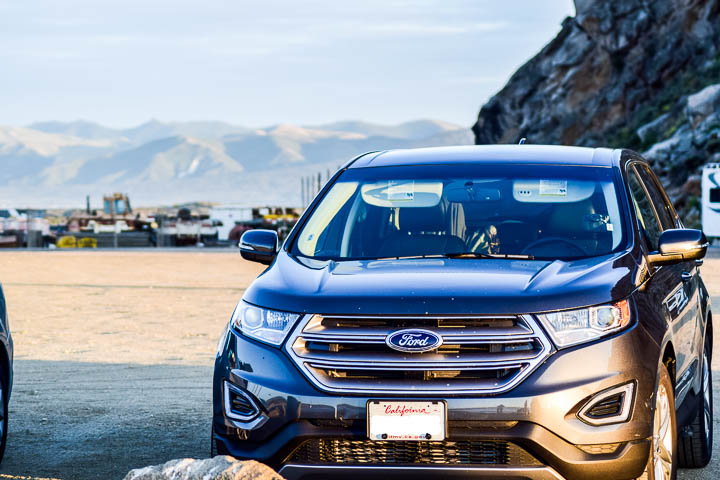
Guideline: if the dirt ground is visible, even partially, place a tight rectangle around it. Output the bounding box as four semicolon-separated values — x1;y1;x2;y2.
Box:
0;250;717;479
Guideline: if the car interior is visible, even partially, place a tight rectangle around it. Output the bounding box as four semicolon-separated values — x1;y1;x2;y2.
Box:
301;178;622;260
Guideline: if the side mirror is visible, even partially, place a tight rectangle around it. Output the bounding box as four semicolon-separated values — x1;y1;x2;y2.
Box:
648;228;708;266
239;229;278;265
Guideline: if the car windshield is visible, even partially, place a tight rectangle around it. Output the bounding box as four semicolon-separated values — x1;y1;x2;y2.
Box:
292;163;627;261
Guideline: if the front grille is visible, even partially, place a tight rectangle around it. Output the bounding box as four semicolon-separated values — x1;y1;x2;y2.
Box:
288;439;541;466
286;314;552;394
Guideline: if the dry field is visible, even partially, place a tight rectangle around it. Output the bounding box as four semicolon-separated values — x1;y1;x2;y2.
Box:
0;250;717;479
0;251;263;479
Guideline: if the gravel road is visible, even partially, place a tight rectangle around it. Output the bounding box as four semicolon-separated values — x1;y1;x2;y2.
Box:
0;251;717;479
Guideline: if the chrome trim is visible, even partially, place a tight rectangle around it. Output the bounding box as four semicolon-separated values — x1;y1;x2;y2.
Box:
223;380;260;421
285;314;553;395
279;464;565;480
577;382;635;426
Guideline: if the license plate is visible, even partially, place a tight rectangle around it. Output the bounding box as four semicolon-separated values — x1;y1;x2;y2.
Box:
367;400;446;441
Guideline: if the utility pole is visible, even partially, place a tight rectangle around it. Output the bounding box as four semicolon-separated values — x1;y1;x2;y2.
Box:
301;177;305;206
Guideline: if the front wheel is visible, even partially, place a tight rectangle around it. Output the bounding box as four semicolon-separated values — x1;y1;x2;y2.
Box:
645;363;678;480
210;426;218;457
0;375;8;463
678;336;713;467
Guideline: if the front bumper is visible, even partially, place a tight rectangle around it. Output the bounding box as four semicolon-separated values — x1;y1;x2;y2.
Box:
212;321;658;480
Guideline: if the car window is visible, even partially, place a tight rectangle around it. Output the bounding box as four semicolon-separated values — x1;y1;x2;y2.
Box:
293;164;627;261
627;167;663;251
636;164;676;229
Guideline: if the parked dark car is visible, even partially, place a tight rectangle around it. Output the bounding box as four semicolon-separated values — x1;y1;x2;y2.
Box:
0;283;13;463
213;146;713;480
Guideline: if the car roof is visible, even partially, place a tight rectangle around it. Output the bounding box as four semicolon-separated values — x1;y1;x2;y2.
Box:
348;145;618;169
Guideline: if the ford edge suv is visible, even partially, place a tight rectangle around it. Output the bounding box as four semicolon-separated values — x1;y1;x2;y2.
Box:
213;145;713;480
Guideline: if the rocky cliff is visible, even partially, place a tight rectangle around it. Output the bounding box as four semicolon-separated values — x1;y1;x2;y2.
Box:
473;0;720;227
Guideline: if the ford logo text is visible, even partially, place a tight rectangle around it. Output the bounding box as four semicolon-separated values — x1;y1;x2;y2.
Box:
386;329;443;353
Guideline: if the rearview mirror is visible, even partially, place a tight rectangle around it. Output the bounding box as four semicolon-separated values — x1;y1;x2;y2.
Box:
647;229;708;266
239;229;278;265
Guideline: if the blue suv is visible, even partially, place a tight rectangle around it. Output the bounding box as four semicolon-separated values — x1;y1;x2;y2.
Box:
213;146;713;480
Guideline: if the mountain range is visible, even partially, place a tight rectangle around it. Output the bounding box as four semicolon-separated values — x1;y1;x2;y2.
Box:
0;119;472;208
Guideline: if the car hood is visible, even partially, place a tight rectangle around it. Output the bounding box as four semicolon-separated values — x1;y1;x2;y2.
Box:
242;251;639;315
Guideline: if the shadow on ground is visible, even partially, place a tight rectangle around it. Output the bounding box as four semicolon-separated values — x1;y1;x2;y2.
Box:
0;360;213;480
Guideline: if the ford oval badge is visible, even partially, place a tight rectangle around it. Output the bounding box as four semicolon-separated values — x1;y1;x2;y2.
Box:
386;329;443;353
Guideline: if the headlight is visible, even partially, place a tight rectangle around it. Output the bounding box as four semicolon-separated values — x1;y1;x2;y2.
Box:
537;300;630;348
231;302;300;345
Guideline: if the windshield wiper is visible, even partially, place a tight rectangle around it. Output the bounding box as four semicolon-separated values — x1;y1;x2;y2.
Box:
444;252;535;260
375;254;447;260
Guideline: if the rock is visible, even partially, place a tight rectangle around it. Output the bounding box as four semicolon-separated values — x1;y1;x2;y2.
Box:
123;457;284;480
636;113;671;143
687;84;720;127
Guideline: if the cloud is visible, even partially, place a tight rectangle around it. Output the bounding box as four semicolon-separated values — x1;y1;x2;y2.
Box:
367;21;508;36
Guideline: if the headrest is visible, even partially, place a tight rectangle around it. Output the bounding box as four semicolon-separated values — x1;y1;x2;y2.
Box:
398;205;445;232
547;201;595;233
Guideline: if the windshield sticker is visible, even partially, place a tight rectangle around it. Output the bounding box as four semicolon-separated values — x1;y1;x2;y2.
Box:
387;180;415;201
539;180;568;196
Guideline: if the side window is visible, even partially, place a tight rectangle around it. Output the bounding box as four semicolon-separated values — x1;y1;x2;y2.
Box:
636;164;676;229
627;168;663;251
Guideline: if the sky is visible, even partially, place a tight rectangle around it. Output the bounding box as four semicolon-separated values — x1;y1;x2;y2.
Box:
0;0;575;129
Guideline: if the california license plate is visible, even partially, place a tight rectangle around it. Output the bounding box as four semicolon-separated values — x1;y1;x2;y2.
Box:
367;400;446;441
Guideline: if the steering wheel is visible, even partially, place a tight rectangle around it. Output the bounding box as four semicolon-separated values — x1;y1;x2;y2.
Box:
521;237;588;257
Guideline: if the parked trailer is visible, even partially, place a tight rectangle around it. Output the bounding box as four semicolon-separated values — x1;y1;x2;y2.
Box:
702;163;720;237
209;205;253;241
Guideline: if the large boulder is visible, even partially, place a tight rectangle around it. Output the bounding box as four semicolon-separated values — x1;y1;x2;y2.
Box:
123;457;284;480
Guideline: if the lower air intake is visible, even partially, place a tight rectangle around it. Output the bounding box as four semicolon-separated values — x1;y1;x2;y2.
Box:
288;439;541;466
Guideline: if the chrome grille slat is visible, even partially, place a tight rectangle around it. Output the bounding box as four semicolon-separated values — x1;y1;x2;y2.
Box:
286;314;552;395
307;361;527;369
296;350;543;365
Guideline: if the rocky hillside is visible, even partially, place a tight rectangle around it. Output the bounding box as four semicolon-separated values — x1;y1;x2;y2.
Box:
473;0;720;228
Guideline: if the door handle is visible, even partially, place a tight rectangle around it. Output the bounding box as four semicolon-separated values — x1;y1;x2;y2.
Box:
681;272;693;282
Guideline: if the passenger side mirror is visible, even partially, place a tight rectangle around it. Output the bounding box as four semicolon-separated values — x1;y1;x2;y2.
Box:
239;229;278;265
647;229;708;266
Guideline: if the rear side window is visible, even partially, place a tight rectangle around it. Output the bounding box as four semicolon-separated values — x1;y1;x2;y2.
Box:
627;168;662;251
636;165;676;229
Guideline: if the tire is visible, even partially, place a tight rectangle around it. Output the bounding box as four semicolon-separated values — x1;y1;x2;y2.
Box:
644;362;678;480
0;374;8;464
210;426;218;457
678;335;713;467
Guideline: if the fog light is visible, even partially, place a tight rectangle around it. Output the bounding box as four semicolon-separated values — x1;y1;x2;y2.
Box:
578;382;635;426
577;442;622;455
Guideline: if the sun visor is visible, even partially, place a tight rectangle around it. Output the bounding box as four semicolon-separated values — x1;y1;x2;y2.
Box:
513;179;595;203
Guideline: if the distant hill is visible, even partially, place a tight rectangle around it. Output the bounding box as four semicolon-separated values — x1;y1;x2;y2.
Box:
0;119;472;207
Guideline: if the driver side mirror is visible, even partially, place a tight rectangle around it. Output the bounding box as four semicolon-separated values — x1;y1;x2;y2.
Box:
647;228;708;267
239;229;278;265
